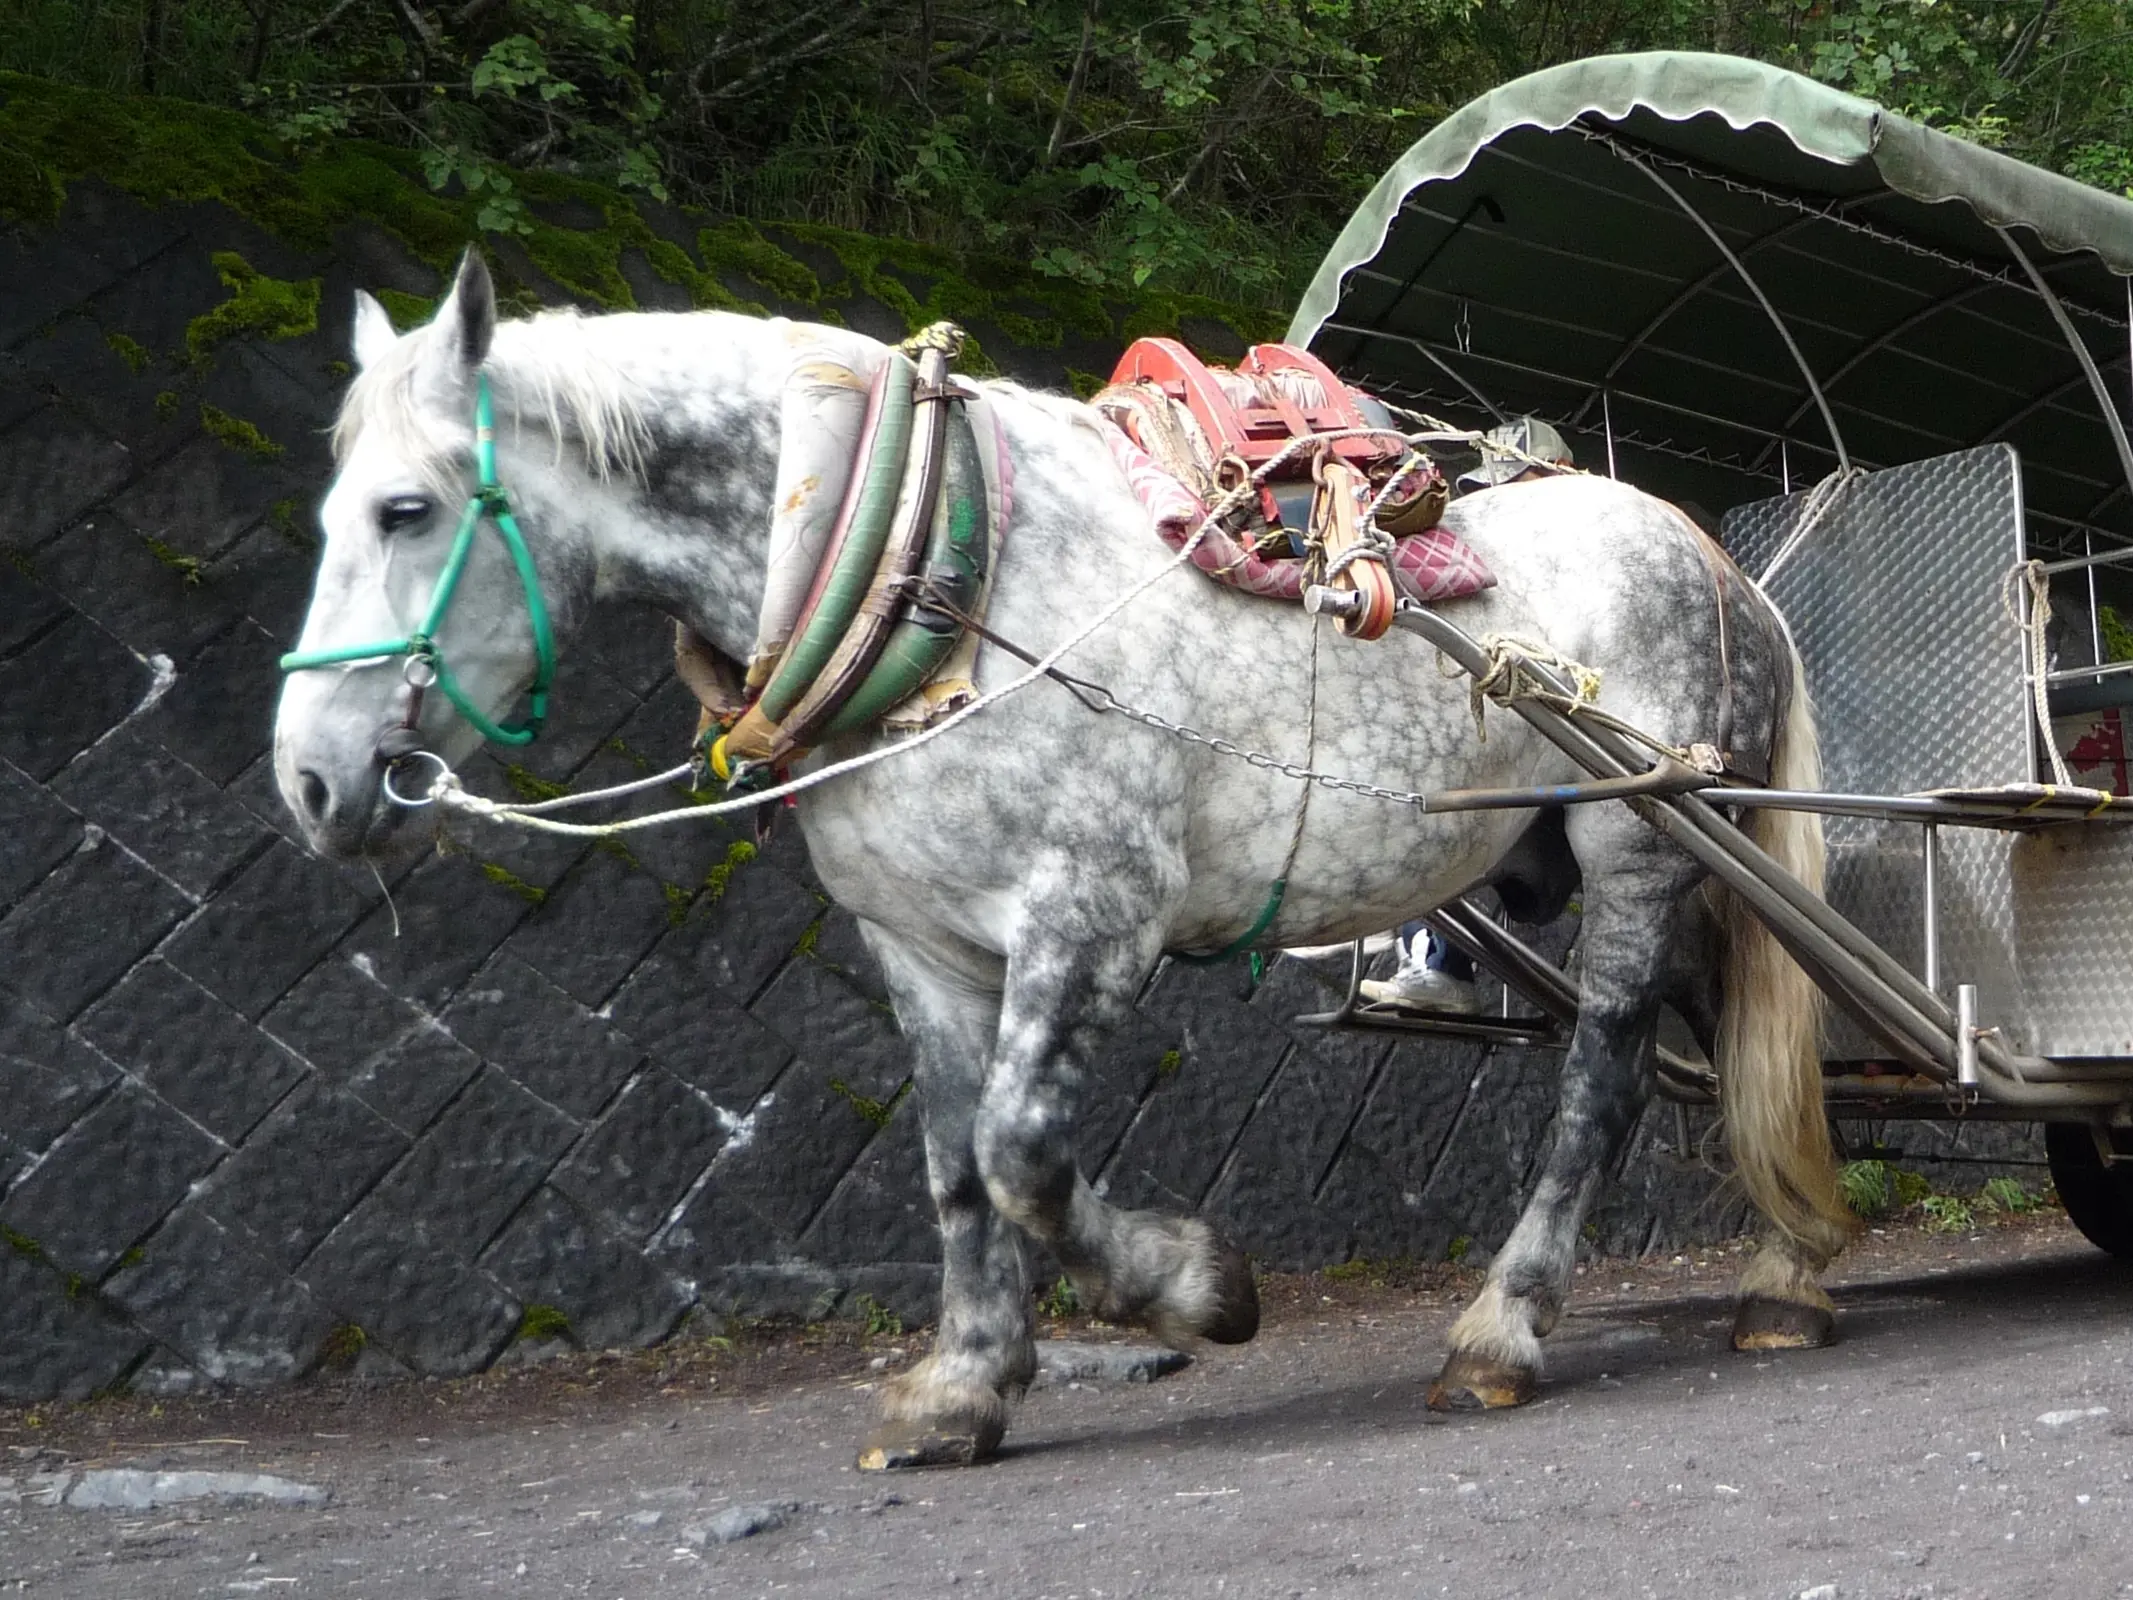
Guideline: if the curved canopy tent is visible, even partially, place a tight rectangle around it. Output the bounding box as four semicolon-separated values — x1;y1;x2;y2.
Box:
1290;51;2133;561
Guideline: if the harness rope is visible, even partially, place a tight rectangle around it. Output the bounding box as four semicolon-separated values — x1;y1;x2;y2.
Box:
402;423;1423;835
1756;466;1859;588
2005;558;2075;788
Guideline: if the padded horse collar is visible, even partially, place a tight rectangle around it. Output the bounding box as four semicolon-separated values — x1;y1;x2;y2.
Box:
706;323;993;779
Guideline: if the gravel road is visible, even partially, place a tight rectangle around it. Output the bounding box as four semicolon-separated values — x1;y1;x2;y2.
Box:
4;1214;2130;1600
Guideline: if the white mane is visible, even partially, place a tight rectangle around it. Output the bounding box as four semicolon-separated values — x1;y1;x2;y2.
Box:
332;307;653;495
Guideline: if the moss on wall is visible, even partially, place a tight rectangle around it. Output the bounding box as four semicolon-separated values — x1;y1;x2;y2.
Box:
186;251;319;363
0;70;1277;366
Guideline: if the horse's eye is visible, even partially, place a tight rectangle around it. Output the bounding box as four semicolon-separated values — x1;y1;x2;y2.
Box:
378;495;433;533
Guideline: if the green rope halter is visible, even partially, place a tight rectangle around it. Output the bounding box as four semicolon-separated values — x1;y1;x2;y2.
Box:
279;374;557;746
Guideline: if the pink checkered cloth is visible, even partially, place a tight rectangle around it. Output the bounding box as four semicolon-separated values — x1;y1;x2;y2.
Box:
1098;422;1495;604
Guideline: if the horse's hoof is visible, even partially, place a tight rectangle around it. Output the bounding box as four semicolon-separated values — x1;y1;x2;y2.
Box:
855;1413;1004;1472
1730;1295;1835;1352
1425;1351;1537;1412
1201;1238;1260;1345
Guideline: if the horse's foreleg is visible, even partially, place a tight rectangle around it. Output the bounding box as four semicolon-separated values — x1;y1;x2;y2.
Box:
973;921;1259;1349
856;932;1034;1471
1430;867;1683;1411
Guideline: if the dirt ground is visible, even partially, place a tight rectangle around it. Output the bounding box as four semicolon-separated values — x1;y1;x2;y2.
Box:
4;1211;2131;1599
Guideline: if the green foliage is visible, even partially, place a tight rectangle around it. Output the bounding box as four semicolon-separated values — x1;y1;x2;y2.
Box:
1323;1256;1409;1288
661;880;692;927
1156;1048;1182;1077
854;1293;903;1339
373;289;438;331
140;534;204;586
503;764;572;804
198;401;282;459
1846;1159;2035;1230
1038;1275;1081;1319
104;329;152;371
1446;1234;1472;1264
517;1303;575;1341
1841;1158;1893;1219
1842;1158;1931;1217
700;838;757;900
1920;1193;1976;1233
829;1076;911;1130
185;251;320;362
2100;605;2133;666
480;861;548;904
11;2;2133;310
268;496;313;550
318;1324;367;1366
1979;1175;2041;1215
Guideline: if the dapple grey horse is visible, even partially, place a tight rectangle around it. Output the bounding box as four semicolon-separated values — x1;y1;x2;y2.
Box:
274;253;1851;1467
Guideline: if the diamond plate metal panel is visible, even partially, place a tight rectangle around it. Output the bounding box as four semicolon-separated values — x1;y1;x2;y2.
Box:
1724;447;2043;1055
2009;830;2133;1056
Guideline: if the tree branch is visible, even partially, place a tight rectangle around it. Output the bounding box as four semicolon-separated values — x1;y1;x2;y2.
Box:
1999;0;2060;80
1041;0;1100;169
391;0;440;52
694;4;877;103
687;0;852;97
247;0;279;80
279;0;363;46
1164;69;1276;205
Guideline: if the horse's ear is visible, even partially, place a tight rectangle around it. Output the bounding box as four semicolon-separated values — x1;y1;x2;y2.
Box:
431;248;496;371
351;290;397;370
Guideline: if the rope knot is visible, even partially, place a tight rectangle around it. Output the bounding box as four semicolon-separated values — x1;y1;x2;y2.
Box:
898;321;967;361
2004;557;2073;787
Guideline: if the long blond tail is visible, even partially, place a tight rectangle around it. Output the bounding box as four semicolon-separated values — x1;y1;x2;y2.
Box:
1713;642;1852;1267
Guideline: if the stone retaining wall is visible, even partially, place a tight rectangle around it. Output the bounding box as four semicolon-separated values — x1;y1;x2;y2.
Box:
0;174;2041;1403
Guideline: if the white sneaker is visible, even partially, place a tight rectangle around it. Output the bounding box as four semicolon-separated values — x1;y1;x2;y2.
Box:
1359;965;1484;1014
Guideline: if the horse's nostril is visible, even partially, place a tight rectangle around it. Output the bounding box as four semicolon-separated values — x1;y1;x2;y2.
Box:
298;769;331;824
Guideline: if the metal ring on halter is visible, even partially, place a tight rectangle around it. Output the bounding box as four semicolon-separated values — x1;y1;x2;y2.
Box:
403;656;438;690
381;748;449;808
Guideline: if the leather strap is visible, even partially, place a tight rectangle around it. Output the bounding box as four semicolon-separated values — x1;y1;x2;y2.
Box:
771;340;963;761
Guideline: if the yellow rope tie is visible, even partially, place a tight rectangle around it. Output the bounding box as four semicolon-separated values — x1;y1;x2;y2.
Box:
898;321;968;360
1453;633;1605;743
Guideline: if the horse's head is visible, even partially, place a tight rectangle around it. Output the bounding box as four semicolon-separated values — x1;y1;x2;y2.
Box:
275;251;601;860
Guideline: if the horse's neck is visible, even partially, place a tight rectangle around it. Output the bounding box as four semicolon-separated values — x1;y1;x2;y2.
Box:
519;311;803;661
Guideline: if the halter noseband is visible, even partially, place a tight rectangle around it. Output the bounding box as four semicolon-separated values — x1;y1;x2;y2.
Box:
279;373;558;747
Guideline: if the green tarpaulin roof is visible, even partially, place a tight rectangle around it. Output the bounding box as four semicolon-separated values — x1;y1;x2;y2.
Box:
1289;51;2133;552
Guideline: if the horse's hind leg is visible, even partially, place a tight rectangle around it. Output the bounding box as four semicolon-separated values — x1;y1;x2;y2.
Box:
1662;906;1838;1353
856;931;1036;1471
974;908;1260;1349
1430;843;1694;1410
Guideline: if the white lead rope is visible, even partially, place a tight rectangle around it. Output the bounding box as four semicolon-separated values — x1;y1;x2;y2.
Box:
402;424;1454;837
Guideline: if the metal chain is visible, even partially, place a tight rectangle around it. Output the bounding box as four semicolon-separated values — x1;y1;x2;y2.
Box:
1072;679;1445;809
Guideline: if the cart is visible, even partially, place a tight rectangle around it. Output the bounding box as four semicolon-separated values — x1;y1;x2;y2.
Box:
1280;51;2133;1251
